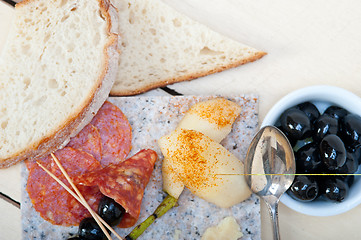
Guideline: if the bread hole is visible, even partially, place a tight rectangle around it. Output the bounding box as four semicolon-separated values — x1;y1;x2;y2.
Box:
129;11;135;24
24;18;32;23
61;90;66;96
1;120;8;129
172;18;182;27
71;7;77;11
160;58;166;63
59;0;68;7
34;96;47;106
40;7;48;14
67;43;75;52
149;28;156;36
22;44;31;55
68;58;73;64
142;8;146;15
154;38;159;44
23;77;31;89
199;46;223;56
160;16;165;23
76;32;81;38
24;93;34;102
61;15;70;22
48;79;58;89
44;33;51;43
15;131;20;136
1;108;6;114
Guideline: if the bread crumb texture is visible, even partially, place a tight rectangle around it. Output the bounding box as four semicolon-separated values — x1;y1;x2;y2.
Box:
201;216;243;240
111;0;266;95
0;0;114;166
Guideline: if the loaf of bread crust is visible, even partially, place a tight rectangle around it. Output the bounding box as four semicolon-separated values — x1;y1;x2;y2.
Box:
0;0;119;168
110;0;266;96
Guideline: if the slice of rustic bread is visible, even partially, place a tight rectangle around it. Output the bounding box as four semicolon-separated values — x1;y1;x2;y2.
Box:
110;0;266;96
0;0;119;168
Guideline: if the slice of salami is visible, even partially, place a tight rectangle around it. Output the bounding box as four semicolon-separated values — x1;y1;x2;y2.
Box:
67;124;102;162
26;147;103;226
75;149;157;228
90;101;132;166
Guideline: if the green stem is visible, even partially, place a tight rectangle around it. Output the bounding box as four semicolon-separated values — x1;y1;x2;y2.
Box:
125;194;178;240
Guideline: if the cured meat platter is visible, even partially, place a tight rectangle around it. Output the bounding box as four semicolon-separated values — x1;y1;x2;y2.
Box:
21;95;261;239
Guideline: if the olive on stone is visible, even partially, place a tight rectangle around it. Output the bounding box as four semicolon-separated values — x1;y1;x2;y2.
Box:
98;196;125;227
78;217;108;240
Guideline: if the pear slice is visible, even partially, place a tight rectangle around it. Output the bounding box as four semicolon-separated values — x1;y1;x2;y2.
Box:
176;97;242;142
159;129;251;208
162;98;242;198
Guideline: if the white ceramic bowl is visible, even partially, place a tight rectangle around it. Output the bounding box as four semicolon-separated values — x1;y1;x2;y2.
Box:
262;85;361;216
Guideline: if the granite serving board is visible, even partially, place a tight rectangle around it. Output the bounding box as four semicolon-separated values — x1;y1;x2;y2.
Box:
21;95;261;240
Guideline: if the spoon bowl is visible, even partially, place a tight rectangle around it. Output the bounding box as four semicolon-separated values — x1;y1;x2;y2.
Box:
245;126;295;240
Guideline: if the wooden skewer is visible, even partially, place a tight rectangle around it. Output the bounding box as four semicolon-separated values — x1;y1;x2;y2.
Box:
36;154;123;240
35;162;123;240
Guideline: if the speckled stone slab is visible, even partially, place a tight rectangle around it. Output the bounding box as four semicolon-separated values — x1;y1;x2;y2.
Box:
21;95;260;240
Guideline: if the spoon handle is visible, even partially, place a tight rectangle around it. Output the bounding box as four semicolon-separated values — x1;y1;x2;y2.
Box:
266;200;280;240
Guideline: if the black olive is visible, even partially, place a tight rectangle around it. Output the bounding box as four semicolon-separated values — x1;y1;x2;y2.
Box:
276;125;297;147
319;134;346;170
313;114;338;142
297;102;320;124
287;175;319;202
323;177;349;202
280;108;312;141
324;106;349;120
337;150;359;174
78;217;108;240
337;175;355;187
348;145;361;165
98;196;125;227
295;143;323;173
341;114;361;147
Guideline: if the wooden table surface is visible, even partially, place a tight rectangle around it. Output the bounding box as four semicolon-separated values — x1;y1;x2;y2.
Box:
1;0;361;239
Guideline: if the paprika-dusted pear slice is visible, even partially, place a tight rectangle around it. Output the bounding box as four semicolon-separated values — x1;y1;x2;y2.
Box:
176;97;242;142
159;129;251;208
162;98;242;198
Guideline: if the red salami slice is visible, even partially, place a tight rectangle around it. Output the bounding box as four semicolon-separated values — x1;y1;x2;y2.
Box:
75;149;157;228
26;147;103;226
67;124;102;162
90;101;132;166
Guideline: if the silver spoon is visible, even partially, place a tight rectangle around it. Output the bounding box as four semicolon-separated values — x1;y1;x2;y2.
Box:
244;126;295;240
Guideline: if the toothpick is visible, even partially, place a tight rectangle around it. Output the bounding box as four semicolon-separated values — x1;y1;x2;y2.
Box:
36;155;123;240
